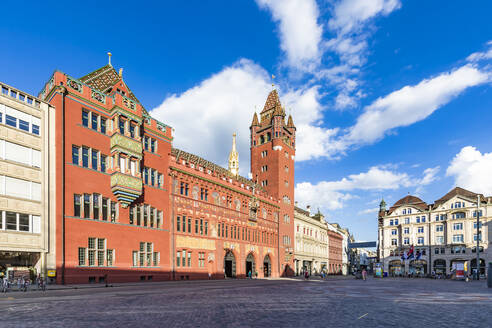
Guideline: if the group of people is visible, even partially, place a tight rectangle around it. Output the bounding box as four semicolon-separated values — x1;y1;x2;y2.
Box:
353;268;368;280
1;275;45;293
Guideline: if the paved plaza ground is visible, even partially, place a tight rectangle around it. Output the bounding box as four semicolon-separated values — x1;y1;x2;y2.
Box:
1;277;491;327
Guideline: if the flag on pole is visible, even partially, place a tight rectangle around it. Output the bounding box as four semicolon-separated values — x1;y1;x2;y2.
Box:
407;245;414;258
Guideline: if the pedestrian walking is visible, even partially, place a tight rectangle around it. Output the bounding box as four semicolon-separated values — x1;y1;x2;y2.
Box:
362;268;367;281
22;277;29;292
304;270;309;280
2;277;8;293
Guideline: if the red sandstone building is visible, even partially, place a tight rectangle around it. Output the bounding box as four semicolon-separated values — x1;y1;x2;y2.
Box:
38;56;296;283
327;229;343;274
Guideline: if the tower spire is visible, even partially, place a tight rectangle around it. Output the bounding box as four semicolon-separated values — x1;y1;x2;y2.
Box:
228;133;239;176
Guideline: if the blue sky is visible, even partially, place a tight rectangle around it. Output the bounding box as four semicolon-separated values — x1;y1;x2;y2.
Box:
1;1;492;242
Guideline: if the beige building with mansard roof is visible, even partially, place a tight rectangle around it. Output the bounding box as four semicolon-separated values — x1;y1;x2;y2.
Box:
378;187;491;276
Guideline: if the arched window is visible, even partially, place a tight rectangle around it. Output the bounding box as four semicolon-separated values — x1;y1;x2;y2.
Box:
260;135;265;144
266;132;271;141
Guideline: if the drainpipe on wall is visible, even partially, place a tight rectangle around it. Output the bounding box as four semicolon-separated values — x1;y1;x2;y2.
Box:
428;205;432;276
60;86;67;285
170;171;176;281
277;213;280;277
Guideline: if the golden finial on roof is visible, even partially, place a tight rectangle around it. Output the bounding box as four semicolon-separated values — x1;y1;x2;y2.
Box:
119;68;123;78
107;52;112;66
271;74;276;89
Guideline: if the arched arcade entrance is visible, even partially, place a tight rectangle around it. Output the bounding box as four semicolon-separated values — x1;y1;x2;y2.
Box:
246;253;256;278
224;250;236;278
471;258;486;276
263;254;271;277
433;259;446;275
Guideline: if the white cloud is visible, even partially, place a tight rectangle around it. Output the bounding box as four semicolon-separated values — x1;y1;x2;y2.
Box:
344;65;489;147
256;0;322;71
295;165;440;210
419;166;440;185
415;166;440;194
295;165;413;210
328;0;401;34
446;146;492;195
151;59;270;174
151;59;328;169
295;182;352;210
323;0;402;109
466;40;492;62
358;208;379;215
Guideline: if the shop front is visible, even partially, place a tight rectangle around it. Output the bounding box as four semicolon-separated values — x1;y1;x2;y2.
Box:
388;260;404;276
0;251;41;281
409;260;427;276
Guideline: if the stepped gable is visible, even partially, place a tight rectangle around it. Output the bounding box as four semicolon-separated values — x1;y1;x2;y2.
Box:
261;89;280;113
79;64;141;105
171;147;263;191
434;187;485;206
388;195;427;214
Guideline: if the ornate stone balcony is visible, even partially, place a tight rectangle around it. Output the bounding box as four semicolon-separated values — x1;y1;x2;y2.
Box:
110;134;143;159
110;172;143;207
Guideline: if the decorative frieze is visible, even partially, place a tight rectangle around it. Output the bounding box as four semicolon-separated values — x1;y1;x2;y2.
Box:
67;78;83;93
91;90;106;104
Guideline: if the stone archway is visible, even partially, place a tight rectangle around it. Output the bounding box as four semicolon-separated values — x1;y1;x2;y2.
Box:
224;250;236;278
263;254;272;277
246;253;256;278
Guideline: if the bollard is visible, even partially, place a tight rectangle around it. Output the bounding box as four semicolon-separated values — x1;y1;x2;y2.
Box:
488;262;492;288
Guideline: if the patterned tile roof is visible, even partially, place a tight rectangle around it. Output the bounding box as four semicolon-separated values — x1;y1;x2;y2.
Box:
261;89;279;113
79;64;141;105
171;147;262;190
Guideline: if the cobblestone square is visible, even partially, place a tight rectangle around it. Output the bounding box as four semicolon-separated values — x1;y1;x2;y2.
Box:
1;277;491;328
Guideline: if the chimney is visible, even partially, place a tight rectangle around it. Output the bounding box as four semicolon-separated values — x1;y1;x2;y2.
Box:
306;205;311;215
